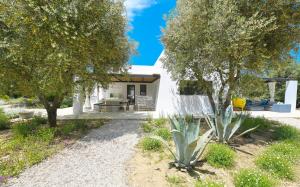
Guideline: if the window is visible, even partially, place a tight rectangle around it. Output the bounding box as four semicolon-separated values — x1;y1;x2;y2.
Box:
140;85;147;96
179;80;205;95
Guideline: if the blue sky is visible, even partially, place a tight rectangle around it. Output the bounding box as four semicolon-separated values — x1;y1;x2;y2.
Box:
126;0;176;66
126;0;299;66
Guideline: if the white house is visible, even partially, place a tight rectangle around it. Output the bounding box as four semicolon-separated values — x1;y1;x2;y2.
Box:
73;52;213;117
73;52;298;116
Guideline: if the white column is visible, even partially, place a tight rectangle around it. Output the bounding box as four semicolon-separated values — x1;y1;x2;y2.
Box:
84;91;92;111
268;82;276;102
284;80;298;112
73;87;84;115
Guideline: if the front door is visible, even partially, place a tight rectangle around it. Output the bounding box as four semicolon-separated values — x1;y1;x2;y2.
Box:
127;85;135;105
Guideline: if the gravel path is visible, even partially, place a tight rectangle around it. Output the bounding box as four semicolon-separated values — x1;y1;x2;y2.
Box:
5;120;142;187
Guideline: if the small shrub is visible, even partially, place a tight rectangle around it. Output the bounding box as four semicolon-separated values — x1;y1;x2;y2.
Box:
152;118;167;128
60;97;73;108
256;151;294;179
142;122;153;133
36;128;55;143
234;169;274;187
141;137;162;151
12;121;39;137
155;128;172;140
0;112;10;130
240;117;273;133
206;143;235;168
274;125;300;140
267;142;300;162
195;179;224;187
56;121;88;137
31;115;47;125
166;175;186;186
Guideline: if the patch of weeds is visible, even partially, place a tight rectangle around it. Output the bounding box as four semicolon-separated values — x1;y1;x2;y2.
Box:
240;116;273;133
31;116;47;125
12;121;39;138
234;169;275;187
36;128;56;143
140;137;162;151
195;179;224;187
155;128;172;141
152;118;167;128
206;143;235;168
274;125;300;141
266;141;300;162
56;120;88;137
142;122;153;133
256;151;294;180
166;175;186;186
0;112;10;130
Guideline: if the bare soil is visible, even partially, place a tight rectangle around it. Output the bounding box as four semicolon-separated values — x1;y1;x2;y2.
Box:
127;131;300;187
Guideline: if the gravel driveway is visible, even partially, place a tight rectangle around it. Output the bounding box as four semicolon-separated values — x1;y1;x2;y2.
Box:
5;120;142;187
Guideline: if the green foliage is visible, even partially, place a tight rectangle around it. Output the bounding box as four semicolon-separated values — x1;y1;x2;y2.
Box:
155;128;172;141
142;122;154;133
234;169;275;187
140;137;162;151
256;151;294;180
32;116;48;125
162;0;299;117
206;143;235;168
237;74;268;99
152;118;168;128
240;116;273;133
56;121;88;137
0;110;10;130
152;116;213;168
166;175;186;186
36;128;56;143
60;97;73;108
0;0;132;127
195;180;224;187
274;125;300;141
12;121;39;138
266;142;300;162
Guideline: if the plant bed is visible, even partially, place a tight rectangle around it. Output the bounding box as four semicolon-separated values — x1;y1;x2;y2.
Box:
127;117;300;187
0;119;105;184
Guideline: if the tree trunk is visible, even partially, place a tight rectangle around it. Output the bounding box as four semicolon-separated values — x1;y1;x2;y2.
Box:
46;107;57;127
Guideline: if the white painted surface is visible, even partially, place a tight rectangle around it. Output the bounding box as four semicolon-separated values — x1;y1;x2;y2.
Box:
154;52;213;117
285;80;298;112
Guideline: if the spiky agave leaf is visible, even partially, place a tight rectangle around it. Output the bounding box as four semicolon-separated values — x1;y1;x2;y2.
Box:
190;128;214;165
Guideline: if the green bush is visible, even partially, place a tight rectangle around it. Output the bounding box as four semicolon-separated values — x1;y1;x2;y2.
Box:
0;112;10;130
195;180;224;187
56;121;88;137
36;128;55;143
267;142;300;162
240;117;273;133
60;97;73;108
142;122;153;133
155;128;172;140
256;151;294;179
32;115;47;125
152;118;167;128
12;121;39;137
206;143;235;168
234;169;275;187
141;137;162;151
274;125;300;141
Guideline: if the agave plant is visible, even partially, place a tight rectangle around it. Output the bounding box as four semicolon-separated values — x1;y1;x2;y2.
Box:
205;105;258;143
151;116;213;169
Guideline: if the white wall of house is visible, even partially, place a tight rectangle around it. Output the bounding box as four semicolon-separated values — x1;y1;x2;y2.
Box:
154;52;213;117
285;80;298;112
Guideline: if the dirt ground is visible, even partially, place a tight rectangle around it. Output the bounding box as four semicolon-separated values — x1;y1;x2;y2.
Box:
127;132;300;187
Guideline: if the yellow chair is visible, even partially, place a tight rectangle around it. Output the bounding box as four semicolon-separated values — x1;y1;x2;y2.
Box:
233;98;246;110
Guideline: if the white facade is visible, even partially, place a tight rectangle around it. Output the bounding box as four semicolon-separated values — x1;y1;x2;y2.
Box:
76;52;213;116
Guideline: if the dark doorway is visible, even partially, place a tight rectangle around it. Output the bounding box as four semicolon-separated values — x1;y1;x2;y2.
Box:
127;85;135;105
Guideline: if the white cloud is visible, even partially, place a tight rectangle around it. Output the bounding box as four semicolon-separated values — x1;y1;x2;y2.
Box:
124;0;156;20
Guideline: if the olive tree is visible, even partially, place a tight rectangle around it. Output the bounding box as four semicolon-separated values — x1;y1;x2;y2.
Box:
0;0;132;127
162;0;300;142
